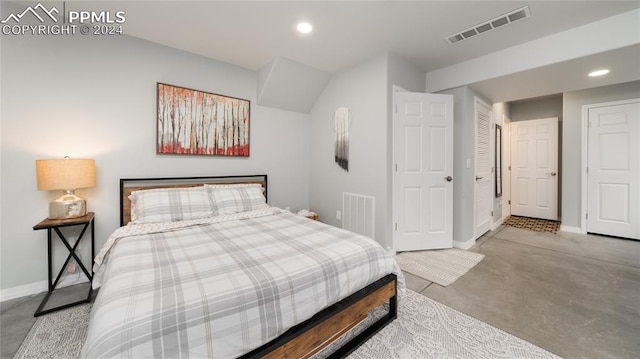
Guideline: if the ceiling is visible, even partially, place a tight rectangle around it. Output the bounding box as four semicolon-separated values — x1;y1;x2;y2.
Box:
469;43;640;102
33;1;640;102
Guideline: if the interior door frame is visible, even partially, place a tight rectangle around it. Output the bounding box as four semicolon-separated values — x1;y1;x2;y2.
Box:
391;85;408;252
580;98;640;234
502;114;512;220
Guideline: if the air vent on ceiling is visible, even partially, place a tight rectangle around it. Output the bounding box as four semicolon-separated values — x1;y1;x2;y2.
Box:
446;6;530;45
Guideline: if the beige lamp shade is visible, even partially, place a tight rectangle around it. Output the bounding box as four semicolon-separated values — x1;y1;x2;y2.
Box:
36;158;96;190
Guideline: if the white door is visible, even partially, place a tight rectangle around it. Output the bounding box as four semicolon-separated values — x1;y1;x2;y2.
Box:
503;115;512;220
474;98;492;237
587;102;640;240
511;118;559;220
393;91;454;251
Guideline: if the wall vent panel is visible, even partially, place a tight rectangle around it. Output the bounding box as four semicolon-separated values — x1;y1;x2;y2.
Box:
342;193;375;239
445;6;530;44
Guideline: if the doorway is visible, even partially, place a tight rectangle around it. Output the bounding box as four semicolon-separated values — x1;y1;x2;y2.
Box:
510;117;559;220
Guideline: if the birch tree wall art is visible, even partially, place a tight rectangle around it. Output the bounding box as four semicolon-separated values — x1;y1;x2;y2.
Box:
333;107;352;171
157;83;250;156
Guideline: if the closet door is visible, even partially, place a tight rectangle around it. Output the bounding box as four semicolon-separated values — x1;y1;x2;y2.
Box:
587;101;639;239
474;98;493;238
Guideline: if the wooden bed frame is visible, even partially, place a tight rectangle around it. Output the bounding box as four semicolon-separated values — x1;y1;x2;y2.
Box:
119;175;398;358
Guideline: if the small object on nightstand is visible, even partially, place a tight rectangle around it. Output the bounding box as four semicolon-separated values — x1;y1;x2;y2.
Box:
32;212;95;317
297;209;318;221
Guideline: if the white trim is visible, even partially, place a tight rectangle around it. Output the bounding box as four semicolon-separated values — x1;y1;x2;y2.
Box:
453;237;476;250
580;98;640;234
560;225;583;234
502;114;512;220
491;217;504;231
390;84;408;252
0;275;89;302
0;281;47;302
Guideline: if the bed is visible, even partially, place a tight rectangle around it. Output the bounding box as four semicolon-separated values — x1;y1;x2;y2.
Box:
81;175;404;358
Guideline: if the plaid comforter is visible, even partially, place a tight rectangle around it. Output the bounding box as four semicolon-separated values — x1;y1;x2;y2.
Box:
81;209;404;358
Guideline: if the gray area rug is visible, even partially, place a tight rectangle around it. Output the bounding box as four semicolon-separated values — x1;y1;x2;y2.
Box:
13;303;91;359
396;248;485;286
319;289;560;359
15;290;559;359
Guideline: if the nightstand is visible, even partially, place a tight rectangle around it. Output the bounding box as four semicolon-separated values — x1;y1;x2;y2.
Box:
32;212;95;317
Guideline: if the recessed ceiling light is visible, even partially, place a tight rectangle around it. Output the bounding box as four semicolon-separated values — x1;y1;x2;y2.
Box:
588;69;610;77
296;22;313;34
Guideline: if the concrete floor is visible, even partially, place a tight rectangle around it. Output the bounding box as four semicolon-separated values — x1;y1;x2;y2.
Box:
406;226;640;359
1;226;639;358
0;282;95;359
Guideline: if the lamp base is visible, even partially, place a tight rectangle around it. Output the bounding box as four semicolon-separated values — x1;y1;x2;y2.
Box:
49;192;87;219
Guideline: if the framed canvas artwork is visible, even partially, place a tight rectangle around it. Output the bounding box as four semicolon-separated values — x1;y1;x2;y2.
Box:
157;83;250;156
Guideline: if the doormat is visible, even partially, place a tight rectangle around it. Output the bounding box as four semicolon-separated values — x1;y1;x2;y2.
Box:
396;248;485;286
504;215;560;234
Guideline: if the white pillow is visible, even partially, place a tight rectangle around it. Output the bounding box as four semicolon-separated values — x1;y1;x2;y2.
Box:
129;186;214;223
206;184;268;215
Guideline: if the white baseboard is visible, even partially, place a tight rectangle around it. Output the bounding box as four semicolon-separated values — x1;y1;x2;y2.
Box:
453;237;475;250
560;225;584;234
491;218;504;231
0;275;89;302
0;281;47;302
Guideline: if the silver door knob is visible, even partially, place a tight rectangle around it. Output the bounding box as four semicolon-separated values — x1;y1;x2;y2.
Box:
445;176;453;182
475;176;483;181
550;172;557;176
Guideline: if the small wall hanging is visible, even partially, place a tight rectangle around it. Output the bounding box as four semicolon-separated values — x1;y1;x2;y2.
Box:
333;107;352;172
157;83;250;156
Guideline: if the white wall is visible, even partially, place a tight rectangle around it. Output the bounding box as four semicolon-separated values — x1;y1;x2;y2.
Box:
562;80;640;229
440;87;472;245
309;54;389;247
1;34;310;293
511;95;563;122
308;52;425;250
439;86;492;246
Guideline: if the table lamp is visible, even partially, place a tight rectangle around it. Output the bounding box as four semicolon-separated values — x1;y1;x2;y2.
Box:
36;157;96;219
